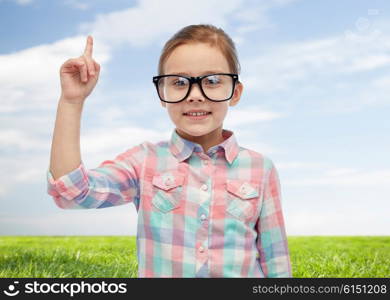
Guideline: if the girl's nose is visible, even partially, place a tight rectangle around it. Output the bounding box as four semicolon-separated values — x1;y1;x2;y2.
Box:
186;83;205;102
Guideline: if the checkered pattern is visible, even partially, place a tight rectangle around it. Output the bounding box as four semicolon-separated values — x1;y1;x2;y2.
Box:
47;128;292;277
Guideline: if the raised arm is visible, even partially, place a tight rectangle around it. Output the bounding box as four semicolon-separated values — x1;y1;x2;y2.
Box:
49;35;100;180
47;36;146;210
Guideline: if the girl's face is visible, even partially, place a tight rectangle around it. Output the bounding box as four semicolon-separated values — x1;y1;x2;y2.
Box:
161;42;243;139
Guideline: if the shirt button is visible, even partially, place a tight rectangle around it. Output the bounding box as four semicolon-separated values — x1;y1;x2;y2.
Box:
201;184;208;191
203;160;209;165
164;177;173;186
240;186;247;195
200;214;207;221
199;246;205;253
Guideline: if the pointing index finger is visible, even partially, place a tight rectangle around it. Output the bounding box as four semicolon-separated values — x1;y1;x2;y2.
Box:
84;35;93;57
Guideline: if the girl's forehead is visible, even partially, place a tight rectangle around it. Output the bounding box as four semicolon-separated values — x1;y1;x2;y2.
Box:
164;43;230;74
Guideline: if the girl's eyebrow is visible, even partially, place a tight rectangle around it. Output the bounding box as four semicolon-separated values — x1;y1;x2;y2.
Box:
171;70;225;76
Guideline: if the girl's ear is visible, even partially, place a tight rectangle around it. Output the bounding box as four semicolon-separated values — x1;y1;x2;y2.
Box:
229;82;243;107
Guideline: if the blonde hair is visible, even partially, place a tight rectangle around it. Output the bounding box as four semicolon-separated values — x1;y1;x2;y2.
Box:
158;24;241;76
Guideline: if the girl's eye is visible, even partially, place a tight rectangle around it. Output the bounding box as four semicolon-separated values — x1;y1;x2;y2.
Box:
205;75;221;85
172;78;188;87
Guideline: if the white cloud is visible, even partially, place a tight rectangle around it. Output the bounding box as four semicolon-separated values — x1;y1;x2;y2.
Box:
322;168;358;177
287;211;389;235
284;168;390;187
0;154;50;198
225;106;283;127
372;75;390;88
79;0;244;48
231;0;298;38
277;160;390;197
78;0;297;49
0;185;6;198
0;129;48;151
277;161;330;170
239;142;278;156
232;4;272;35
240;20;390;112
0;35;111;113
242;31;390;92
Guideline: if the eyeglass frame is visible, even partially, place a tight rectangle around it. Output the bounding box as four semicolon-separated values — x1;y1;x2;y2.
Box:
152;73;240;103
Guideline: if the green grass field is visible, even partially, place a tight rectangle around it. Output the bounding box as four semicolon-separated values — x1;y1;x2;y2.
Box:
0;236;388;278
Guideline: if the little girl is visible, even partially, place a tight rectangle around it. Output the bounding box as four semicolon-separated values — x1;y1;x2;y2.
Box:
47;24;292;278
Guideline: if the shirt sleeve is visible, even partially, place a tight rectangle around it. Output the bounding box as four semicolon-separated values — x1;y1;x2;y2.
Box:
256;158;293;278
46;143;146;210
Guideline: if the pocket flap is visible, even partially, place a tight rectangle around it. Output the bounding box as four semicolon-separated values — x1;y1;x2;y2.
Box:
152;171;185;191
227;179;259;199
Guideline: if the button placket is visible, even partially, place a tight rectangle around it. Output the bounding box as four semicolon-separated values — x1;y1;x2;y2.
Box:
200;214;208;227
203;159;215;177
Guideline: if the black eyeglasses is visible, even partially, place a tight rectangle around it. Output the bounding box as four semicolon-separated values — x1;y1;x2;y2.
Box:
152;73;239;103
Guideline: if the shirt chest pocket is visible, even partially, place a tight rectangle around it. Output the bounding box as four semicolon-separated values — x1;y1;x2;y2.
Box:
226;179;261;222
151;171;185;213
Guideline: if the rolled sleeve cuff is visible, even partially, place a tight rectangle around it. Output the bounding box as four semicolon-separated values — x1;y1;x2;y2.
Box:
46;162;89;201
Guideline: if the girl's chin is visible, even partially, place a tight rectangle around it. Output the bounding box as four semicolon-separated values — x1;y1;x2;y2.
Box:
177;126;213;137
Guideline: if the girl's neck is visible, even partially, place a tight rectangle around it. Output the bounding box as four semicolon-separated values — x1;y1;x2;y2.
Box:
176;126;225;153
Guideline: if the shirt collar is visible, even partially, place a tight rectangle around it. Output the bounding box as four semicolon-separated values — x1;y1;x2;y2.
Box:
169;128;239;164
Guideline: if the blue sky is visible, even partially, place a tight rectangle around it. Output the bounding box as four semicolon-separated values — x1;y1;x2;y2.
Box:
0;0;389;236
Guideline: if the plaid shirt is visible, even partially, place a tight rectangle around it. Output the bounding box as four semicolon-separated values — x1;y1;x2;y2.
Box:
47;128;292;278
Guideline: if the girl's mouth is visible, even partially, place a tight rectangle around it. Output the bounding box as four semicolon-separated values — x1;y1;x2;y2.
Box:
183;111;212;120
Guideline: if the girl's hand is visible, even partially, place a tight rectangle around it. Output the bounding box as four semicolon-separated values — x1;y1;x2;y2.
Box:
59;35;100;104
